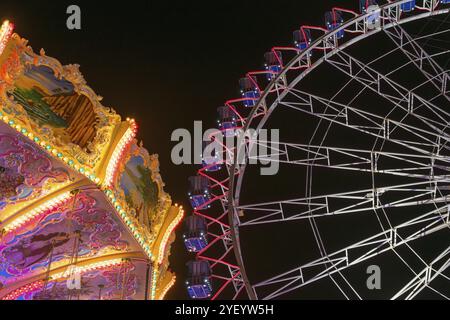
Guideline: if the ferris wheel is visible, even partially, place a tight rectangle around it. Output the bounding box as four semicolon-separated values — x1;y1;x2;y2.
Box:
183;0;450;300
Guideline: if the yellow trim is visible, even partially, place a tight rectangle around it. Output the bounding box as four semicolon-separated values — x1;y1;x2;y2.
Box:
152;205;184;264
103;189;154;259
96;120;132;184
0;251;145;299
0;179;90;231
156;272;176;300
150;268;159;300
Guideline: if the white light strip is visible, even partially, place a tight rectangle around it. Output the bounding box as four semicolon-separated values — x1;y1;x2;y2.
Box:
157;206;184;264
3;192;73;232
0;20;14;57
104;120;137;187
158;275;176;300
51;258;124;280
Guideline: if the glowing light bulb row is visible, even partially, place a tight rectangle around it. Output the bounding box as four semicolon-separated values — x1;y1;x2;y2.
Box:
150;269;159;300
157;205;185;265
1;280;44;300
4;192;73;232
0;111;100;184
103;188;153;259
1;259;125;300
157;275;176;300
0;20;14;57
149;205;184;300
51;258;124;280
104;120;137;187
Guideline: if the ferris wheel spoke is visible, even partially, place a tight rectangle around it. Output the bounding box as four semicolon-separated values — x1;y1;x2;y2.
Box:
355;26;450;81
278;91;449;156
326;50;450;131
384;50;450;80
285;85;450;142
252;205;450;300
383;21;450;100
392;245;450;300
248;140;450;180
237;180;450;226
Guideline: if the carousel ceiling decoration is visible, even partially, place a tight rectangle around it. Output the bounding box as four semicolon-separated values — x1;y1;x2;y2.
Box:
0;21;182;300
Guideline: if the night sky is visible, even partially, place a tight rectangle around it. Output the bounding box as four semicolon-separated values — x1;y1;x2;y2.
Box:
3;0;445;300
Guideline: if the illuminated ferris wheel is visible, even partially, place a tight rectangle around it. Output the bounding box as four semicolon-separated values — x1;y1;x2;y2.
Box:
183;0;450;300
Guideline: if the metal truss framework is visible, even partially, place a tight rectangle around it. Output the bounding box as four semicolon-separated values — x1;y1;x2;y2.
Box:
193;0;450;300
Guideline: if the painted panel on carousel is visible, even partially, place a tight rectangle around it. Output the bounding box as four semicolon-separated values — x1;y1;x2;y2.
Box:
0;125;73;212
17;259;148;300
0;189;141;288
118;144;161;229
7;65;99;150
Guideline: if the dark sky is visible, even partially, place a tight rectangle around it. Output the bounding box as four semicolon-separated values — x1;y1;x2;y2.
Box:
0;0;371;299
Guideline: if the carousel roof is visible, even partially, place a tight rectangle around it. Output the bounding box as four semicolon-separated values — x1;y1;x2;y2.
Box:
0;21;182;300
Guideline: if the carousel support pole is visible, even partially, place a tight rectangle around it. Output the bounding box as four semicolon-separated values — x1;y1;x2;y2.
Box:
98;284;104;300
144;261;151;300
120;258;130;300
42;240;56;298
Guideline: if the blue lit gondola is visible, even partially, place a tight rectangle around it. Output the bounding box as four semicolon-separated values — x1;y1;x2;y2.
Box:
325;10;345;39
360;0;380;28
183;215;208;252
217;105;238;137
239;76;260;107
202;140;222;172
293;29;312;51
400;0;416;12
188;175;211;210
360;0;378;13
264;51;283;81
186;260;213;299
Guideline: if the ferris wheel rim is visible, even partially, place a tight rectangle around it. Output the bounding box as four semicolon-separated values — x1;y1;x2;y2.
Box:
227;1;450;300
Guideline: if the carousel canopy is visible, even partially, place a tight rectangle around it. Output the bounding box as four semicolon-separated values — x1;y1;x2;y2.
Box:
0;21;182;300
